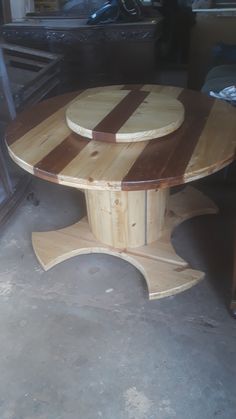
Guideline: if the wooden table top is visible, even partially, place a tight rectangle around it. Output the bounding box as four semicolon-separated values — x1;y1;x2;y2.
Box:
6;84;236;191
66;89;185;143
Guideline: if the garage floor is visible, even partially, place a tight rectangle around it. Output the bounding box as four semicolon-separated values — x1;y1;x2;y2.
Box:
0;172;236;419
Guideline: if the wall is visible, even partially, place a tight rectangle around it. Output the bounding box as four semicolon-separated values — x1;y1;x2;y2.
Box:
188;13;236;90
10;0;34;21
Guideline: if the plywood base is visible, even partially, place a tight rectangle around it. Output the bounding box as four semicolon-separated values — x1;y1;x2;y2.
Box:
32;186;218;300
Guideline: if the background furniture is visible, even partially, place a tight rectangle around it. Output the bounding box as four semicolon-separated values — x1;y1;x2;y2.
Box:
201;43;236;95
201;49;236;317
0;43;62;114
231;240;236;317
188;13;236;90
0;44;28;228
202;64;236;95
0;43;62;228
1;17;162;90
5;84;236;300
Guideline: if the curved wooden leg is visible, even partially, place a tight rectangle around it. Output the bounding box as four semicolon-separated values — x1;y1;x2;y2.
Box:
32;186;218;300
32;216;204;299
32;187;218;299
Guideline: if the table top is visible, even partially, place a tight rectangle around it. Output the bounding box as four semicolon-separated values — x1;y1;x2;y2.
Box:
66;89;185;143
6;84;236;191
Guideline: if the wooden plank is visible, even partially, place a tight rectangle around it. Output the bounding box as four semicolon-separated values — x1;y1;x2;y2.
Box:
127;190;146;247
66;90;185;143
10;107;72;169
58;140;147;191
1;42;62;61
185;99;236;182
6;56;45;71
146;189;168;243
2;1;12;23
32;215;204;300
0;48;16;120
85;189;167;248
6;85;236;191
122;89;214;190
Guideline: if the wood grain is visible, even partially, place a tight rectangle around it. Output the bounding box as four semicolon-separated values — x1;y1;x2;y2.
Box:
6;84;236;191
32;187;217;299
85;188;168;248
66;89;185;143
32;216;203;300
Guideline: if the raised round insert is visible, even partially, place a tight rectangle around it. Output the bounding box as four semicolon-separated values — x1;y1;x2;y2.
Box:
66;89;185;143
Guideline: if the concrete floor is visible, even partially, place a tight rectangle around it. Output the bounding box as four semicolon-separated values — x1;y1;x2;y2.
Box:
0;173;236;419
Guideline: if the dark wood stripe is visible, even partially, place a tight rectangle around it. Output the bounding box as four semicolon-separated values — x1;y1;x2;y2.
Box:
122;84;143;90
33;133;88;178
159;90;214;178
122;89;214;190
92;90;150;142
6;91;81;146
31;171;60;184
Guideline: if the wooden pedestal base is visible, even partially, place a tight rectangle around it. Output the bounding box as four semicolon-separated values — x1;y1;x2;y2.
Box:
32;186;218;300
85;188;168;248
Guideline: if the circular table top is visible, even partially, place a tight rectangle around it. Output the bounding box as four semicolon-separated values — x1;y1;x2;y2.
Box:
66;89;185;143
6;84;236;191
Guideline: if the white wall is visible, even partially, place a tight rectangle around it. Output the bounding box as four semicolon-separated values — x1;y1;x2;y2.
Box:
10;0;35;21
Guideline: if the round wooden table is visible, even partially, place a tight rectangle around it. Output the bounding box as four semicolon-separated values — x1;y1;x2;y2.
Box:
6;84;236;300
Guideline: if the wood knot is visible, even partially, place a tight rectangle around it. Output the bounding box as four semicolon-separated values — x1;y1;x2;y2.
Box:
91;151;98;157
167;209;175;218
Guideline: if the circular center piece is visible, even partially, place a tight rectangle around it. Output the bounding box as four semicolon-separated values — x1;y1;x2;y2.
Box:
66;89;185;143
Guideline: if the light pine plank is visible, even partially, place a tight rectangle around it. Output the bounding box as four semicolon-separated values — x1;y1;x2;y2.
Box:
11;107;71;166
32;215;203;300
185;100;236;181
9;90;90;169
66;89;130;138
85;190;113;245
146;189;168;243
118;93;184;141
67;90;184;142
142;85;183;98
6;85;236;191
86;189;167;248
58;140;147;190
127;190;146;248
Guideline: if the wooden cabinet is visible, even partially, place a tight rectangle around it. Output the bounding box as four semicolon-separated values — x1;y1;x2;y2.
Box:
35;1;60;12
2;17;162;90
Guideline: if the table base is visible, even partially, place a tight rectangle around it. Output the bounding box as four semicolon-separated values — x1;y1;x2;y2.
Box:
32;186;218;300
